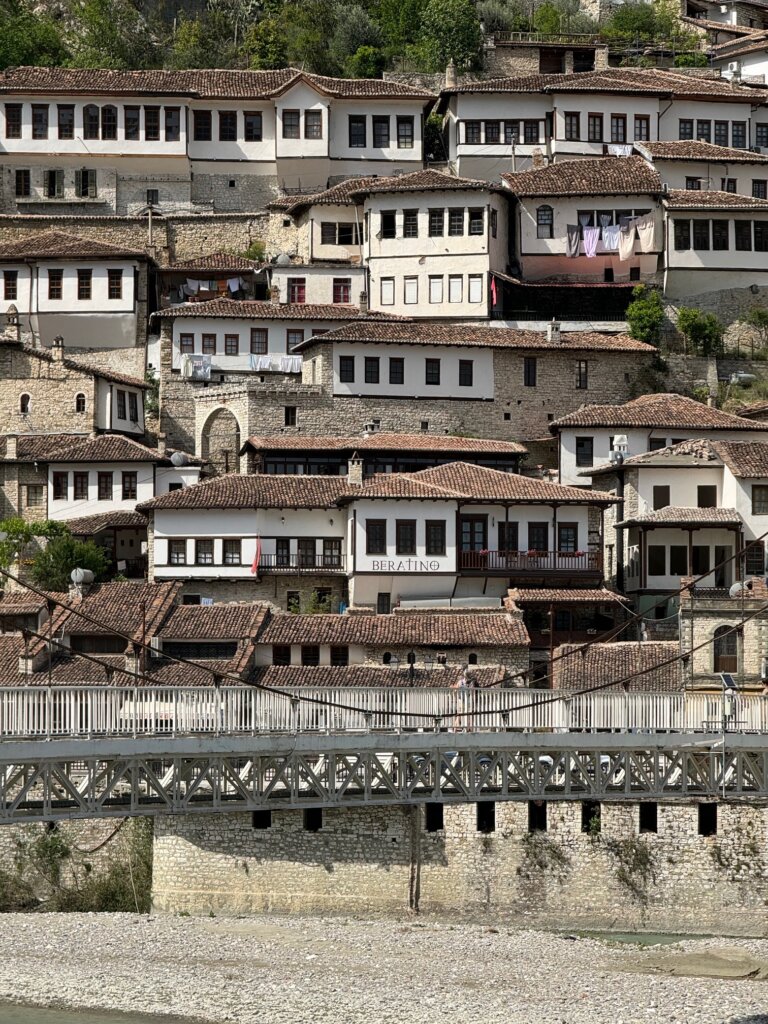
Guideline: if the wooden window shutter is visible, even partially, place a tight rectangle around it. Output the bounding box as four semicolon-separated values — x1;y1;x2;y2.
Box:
87;170;96;198
75;169;82;196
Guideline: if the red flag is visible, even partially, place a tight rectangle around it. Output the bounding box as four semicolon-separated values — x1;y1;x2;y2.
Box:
250;536;261;575
490;276;497;306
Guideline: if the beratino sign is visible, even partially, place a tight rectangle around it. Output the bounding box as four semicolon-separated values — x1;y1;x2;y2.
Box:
370;559;442;572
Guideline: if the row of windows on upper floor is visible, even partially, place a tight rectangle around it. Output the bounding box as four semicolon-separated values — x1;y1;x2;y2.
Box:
164;537;342;567
3;268;124;301
378;273;485;306
673;217;768;252
338;354;591;390
51;470;141;501
17;392;88;416
459;117;763;149
178;326;329;356
377;207;496;240
13;169;162;209
683;176;768;196
534;205;652;238
4;103;417;148
16;389;138;420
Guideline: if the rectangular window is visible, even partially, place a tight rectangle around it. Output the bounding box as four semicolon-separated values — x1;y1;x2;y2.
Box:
76;268;92;299
381;210;396;239
304;109;322;139
448;207;464;236
537;205;553;238
26;485;44;508
284;405;297;427
164;106;180;142
679;118;693;140
223;539;241;565
693;220;710;251
757;124;768;148
721;178;736;193
244;111;262;141
373;115;390;147
523;120;538;144
5;104;22;138
698;484;717;508
252;810;272;829
329;644;348;666
57;104;74;140
712;219;729;251
366;519;387;555
670;545;688;575
403;209;418;238
425;520;446;556
588;113;603;142
107;269;123;300
504;121;518;144
468;274;482;303
428;276;443;304
349;115;366;147
746;539;766;575
323;539;341;568
484;120;500;144
339;355;355;382
52;472;68;501
757;222;768;252
193;109;211;141
714;120;729;147
528;802;547;832
575;436;594;467
468;208;484;235
459;359;473;387
45;169;63;198
564;111;580;141
752;484;768;514
581;801;601;835
287;278;305;303
376;592;391;614
97;472;113;500
73;472;88;500
122;472;137;500
128;393;138;423
3;271;17;301
283;110;300;139
320;222;336;245
303;807;322;831
389;357;404;385
699;803;717;836
647;545;666;576
610;114;626;143
15;169;30;197
425;358;441;385
735;220;753;251
31;104;48;140
653;485;670;510
396;519;416;555
397;115;414;148
380;277;394;305
144;106;160;141
691;545;710;575
575;360;588;389
116;390;126;419
732;121;747;149
448;275;463;303
754;180;768;200
224;334;239;356
465;120;481;144
74;168;97;199
428;208;444;236
169;539;186;565
696;119;711;142
124;106;141;140
219;110;237;141
634;115;650;141
685;177;701;191
48;269;63;300
425;803;444;832
523;356;537;387
250;328;268;354
195;539;214;565
639;803;658;834
201;333;216;355
404;276;418;304
364;356;380;384
333;278;351;304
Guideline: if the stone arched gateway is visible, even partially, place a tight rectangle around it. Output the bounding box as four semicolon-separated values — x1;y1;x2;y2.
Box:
200;407;242;476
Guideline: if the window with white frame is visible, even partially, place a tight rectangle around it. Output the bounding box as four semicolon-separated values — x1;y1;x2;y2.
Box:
429;276;443;303
380;277;394;305
468;275;482;303
404;277;418;304
448;275;463;303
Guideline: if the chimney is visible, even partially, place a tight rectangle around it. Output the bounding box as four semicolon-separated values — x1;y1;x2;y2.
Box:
532;148;546;170
124;642;144;676
358;290;369;315
158;433;167;456
348;451;363;486
445;59;458;90
546;319;561;343
51;335;65;361
5;303;20;342
269;284;281;305
5;434;17;460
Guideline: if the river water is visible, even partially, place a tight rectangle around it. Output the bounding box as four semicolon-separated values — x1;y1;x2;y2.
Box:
0;1007;196;1024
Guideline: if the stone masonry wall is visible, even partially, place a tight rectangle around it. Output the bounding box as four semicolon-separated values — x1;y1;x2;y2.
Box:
0;344;99;436
152;800;768;935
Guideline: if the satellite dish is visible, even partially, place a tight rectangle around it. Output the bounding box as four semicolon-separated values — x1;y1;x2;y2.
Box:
70;568;94;584
275;253;291;266
170;451;188;467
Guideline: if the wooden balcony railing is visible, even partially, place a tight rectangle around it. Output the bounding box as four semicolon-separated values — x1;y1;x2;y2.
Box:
459;550;602;573
258;553;344;573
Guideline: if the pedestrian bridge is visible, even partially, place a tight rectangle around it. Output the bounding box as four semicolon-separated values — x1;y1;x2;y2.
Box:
0;686;766;823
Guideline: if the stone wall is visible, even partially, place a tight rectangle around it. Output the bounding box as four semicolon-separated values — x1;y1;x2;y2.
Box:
174;576;348;612
151;800;768;935
0;342;99;436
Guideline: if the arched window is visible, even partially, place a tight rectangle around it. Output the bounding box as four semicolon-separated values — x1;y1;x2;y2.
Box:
536;205;554;239
468;653;478;665
83;104;100;140
101;105;117;140
713;625;737;673
75;393;86;413
19;393;30;415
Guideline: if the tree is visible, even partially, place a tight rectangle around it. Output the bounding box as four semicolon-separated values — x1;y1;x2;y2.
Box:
744;306;768;351
674;52;708;67
625;285;664;346
0;518;70;578
280;0;341;73
533;2;562;35
31;536;110;593
67;0;161;69
346;45;386;78
376;0;429;54
676;306;724;356
414;0;481;72
243;17;289;69
330;4;384;73
0;1;69;69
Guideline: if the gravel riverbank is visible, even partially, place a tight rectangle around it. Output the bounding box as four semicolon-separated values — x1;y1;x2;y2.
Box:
0;913;767;1024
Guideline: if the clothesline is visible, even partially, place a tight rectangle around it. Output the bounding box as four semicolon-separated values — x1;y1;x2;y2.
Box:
566;213;655;259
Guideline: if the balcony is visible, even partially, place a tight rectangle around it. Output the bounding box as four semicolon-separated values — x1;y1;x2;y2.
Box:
459;549;603;580
258;553;345;574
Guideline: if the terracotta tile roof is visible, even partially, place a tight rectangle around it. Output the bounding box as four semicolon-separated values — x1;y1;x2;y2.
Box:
0;230;147;261
616;505;742;527
343;462;615;504
710;31;768;56
66;510;148;536
256;610;529;647
0;433;198;465
502;157;661;198
158;603;268;640
552;641;682;692
242;432;527;455
51;581;181;640
164;252;262;272
588;437;726;474
250;664;508;688
0;433;83;461
294;321;654;352
664;189;768;210
551;393;768;431
0;67;435;100
0;339;148;389
154;300;402;322
642;140;768;164
349;169;491;195
137;473;349;511
734;400;768;419
447;66;768;100
273;177;379;215
0;591;52;613
711;440;768;476
681;15;761;34
507;587;628;605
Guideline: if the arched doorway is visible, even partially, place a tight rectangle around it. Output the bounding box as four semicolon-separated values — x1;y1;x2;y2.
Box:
713;625;737;673
200;407;241;476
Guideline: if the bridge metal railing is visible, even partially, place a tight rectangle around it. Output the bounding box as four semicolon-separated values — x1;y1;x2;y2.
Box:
0;686;765;741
